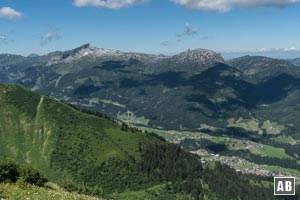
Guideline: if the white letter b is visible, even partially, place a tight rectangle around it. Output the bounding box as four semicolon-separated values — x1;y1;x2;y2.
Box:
285;181;292;192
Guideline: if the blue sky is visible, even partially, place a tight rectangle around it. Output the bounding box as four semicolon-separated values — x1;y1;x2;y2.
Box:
1;0;300;59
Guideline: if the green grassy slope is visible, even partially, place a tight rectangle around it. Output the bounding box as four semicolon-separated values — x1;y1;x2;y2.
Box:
0;84;161;194
0;183;103;200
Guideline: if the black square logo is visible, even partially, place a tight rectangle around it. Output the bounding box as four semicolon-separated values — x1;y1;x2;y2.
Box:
274;177;295;195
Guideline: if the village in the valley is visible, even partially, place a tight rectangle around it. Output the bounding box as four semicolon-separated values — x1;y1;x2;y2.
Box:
169;131;300;180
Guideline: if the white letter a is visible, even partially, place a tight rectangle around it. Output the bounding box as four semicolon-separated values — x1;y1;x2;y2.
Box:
277;181;284;192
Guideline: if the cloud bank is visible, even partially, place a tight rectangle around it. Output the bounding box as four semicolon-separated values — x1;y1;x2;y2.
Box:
0;7;22;19
222;47;300;59
223;47;300;53
73;0;148;9
171;0;300;12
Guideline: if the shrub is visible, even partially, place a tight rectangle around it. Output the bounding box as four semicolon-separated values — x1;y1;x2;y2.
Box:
0;158;46;186
19;166;46;186
0;159;19;183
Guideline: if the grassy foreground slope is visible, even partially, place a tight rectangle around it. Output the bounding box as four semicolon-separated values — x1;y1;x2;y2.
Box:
0;84;161;194
0;183;102;200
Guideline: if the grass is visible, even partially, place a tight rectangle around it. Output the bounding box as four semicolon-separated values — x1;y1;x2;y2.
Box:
117;113;150;126
249;144;292;159
99;99;126;108
139;127;174;140
264;165;299;174
119;184;165;200
119;184;191;200
262;120;285;135
226;117;286;136
198;124;220;132
271;135;298;145
105;127;157;160
227;117;262;134
0;183;102;200
233;163;253;170
88;98;126;109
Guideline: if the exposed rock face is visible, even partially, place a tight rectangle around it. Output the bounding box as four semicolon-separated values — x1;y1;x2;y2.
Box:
46;43;167;66
171;48;225;66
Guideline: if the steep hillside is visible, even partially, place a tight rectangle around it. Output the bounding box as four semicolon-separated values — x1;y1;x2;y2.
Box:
0;84;165;195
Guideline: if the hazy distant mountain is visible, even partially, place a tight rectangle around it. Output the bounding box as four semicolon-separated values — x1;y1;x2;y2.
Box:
228;55;300;83
288;58;300;66
28;53;39;58
0;54;26;67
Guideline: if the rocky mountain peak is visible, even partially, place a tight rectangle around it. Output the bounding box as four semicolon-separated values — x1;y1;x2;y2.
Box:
171;48;225;66
46;44;124;66
78;43;92;49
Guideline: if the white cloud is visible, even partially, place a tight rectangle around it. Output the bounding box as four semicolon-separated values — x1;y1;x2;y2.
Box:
40;27;61;46
171;0;300;12
222;47;300;59
73;0;148;9
176;22;198;37
281;47;300;52
0;34;7;41
0;7;22;19
160;41;171;46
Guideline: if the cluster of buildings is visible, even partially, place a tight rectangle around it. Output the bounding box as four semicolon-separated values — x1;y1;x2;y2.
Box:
168;131;299;178
198;152;295;177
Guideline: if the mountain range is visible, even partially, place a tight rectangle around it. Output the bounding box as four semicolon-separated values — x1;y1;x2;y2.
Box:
288;58;300;66
1;44;300;140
